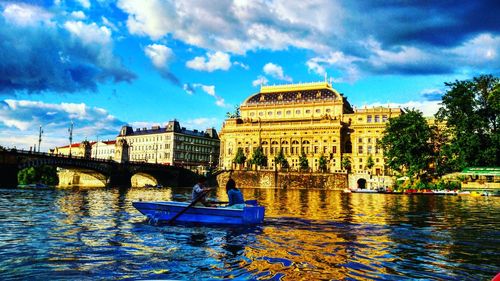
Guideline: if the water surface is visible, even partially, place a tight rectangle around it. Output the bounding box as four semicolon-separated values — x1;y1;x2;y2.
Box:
0;187;498;280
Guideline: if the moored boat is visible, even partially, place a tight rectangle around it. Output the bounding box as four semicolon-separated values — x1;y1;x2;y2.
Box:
132;200;265;225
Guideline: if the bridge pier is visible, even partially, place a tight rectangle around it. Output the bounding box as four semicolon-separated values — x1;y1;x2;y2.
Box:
0;165;19;188
107;170;132;187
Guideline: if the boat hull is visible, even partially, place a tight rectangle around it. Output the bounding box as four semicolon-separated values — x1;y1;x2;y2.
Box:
132;201;265;225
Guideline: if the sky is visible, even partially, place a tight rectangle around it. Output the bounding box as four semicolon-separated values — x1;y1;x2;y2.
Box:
0;0;499;152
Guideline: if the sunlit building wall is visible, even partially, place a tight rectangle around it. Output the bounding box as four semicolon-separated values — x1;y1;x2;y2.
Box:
116;120;220;172
219;81;402;173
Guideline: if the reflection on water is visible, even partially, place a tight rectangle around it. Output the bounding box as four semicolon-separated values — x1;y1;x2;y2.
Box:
0;187;499;280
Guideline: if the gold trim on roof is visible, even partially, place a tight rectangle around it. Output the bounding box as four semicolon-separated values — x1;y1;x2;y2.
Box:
260;81;331;93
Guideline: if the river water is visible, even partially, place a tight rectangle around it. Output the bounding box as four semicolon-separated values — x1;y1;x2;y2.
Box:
0;186;498;280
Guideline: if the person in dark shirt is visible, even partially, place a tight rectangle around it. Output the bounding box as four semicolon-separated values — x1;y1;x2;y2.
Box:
192;176;211;206
225;178;245;209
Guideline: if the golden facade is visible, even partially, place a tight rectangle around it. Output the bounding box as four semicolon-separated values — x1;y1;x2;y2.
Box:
219;82;402;174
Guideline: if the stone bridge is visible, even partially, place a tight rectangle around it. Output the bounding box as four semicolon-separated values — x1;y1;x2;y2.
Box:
0;148;199;188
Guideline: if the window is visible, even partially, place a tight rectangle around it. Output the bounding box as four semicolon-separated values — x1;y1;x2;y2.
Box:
305;109;311;114
315;109;321;113
368;146;372;153
296;110;301;114
368;138;371;143
375;115;380;122
259;112;264;116
367;115;372;123
286;110;291;115
277;111;282;115
358;146;363;154
268;111;273;115
326;108;331;113
358;138;362;143
382;115;388;122
332;146;336;153
250;112;255;116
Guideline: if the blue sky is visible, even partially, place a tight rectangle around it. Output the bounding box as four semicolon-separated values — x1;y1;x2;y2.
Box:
0;0;499;151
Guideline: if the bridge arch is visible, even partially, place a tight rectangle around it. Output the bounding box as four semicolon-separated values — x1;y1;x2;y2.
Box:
131;172;158;187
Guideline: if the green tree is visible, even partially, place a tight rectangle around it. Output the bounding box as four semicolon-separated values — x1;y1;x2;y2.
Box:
274;148;289;170
18;165;59;185
225;105;241;119
379;109;433;179
318;154;328;172
436;75;500;170
299;152;309;171
341;156;351;172
233;147;246;166
366;155;375;171
250;146;267;167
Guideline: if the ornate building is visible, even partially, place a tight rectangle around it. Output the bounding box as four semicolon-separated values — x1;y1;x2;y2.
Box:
117;120;220;172
219;81;402;174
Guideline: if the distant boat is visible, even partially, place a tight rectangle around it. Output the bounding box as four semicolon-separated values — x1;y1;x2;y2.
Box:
132;200;265;225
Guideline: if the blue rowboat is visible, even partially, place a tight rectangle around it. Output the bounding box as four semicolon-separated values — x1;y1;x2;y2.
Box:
132;200;265;225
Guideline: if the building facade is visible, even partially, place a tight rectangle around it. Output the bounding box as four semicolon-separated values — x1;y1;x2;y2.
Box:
90;140;116;160
116;120;220;172
52;141;91;158
219;81;402;174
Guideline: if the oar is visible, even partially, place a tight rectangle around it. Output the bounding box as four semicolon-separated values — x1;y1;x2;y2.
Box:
168;189;211;225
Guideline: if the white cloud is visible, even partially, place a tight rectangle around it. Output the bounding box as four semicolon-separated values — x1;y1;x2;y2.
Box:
306;51;362;83
234;61;249;70
116;0;339;54
263;63;292;82
64;21;111;45
186;51;231;72
71;11;86;19
101;16;118;31
252;75;268;87
452;33;500;67
183;83;194;95
0;99;124;151
117;0;177;40
76;0;91;9
144;44;174;68
2;3;53;26
192;84;228;107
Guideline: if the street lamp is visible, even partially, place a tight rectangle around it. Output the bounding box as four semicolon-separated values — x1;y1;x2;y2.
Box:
38;125;43;153
68;121;74;156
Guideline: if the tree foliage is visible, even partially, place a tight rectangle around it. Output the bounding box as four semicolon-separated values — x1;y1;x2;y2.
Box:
436;74;500;170
341;156;351;171
318;154;328;172
250;146;267;167
274;148;289;170
18;165;59;186
299;152;309;171
233;147;246;165
379;109;433;179
366;155;375;170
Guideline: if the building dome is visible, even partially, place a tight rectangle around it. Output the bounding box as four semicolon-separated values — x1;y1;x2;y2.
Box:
242;82;343;106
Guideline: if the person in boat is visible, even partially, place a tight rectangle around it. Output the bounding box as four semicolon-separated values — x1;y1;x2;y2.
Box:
225;178;245;209
192;176;211;206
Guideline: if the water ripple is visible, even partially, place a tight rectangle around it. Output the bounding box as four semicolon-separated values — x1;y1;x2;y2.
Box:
0;187;499;280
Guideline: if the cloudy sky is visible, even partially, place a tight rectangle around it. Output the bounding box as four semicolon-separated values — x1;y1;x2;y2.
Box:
0;0;499;151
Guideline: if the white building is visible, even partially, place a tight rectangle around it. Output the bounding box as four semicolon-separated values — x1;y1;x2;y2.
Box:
116;120;220;172
90;140;116;160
